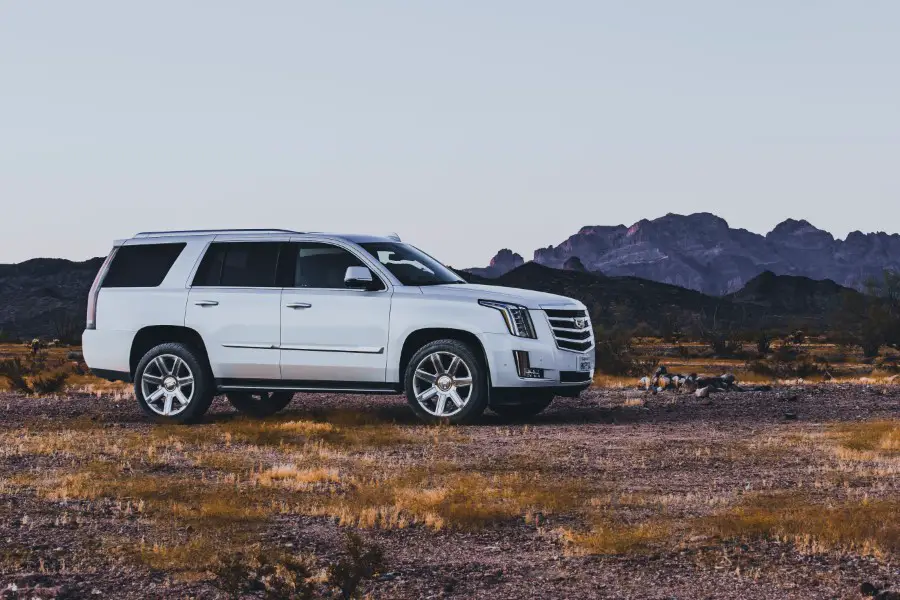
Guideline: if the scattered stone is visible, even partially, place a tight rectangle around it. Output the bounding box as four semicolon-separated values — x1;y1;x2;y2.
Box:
783;412;798;421
695;387;710;398
876;591;900;600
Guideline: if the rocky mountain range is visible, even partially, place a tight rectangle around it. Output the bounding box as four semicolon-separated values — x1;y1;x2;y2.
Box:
469;213;900;295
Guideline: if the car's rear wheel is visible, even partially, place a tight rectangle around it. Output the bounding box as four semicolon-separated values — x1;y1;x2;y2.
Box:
226;391;294;417
134;342;214;424
491;391;554;420
404;339;488;424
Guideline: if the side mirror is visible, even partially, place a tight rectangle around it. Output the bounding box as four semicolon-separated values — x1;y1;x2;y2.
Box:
344;266;376;290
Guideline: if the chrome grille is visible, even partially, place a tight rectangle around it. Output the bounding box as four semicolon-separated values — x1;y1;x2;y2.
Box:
544;308;594;352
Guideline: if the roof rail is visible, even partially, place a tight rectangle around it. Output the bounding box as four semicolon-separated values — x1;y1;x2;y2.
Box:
133;228;302;238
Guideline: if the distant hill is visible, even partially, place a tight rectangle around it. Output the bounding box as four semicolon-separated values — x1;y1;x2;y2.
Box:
725;271;857;318
0;257;103;340
469;213;900;295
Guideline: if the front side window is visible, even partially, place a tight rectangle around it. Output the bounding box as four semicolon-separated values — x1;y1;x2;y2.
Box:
192;242;281;287
102;243;186;288
287;242;385;290
359;242;464;286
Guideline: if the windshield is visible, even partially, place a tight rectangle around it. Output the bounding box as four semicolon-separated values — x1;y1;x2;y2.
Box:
359;242;465;286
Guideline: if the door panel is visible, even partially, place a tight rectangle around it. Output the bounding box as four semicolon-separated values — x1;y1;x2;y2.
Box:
186;288;282;379
278;240;392;382
280;288;391;382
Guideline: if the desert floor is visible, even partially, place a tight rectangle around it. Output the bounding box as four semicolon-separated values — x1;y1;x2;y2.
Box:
1;385;898;599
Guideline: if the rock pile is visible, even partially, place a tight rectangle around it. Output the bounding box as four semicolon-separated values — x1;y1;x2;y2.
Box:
638;365;767;397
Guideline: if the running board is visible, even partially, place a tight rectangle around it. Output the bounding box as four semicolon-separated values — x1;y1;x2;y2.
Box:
216;378;401;395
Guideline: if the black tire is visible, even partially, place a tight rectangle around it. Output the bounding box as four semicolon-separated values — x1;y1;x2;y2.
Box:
134;342;215;424
226;391;294;417
404;339;488;424
491;392;554;421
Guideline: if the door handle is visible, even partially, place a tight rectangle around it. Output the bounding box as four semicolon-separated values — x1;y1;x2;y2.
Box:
285;302;312;309
194;300;219;307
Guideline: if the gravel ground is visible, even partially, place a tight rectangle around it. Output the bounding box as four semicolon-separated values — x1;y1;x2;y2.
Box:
1;385;899;599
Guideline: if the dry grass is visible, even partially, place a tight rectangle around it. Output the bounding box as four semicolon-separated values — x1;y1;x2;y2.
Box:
3;407;588;578
701;495;900;557
313;467;587;531
830;420;900;457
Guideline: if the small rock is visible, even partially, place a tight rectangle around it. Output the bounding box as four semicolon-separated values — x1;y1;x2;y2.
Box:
695;387;710;398
783;412;798;421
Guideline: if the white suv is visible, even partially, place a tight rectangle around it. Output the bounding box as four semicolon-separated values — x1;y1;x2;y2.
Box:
83;229;594;424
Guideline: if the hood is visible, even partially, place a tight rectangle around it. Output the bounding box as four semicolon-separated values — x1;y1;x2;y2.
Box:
419;283;584;310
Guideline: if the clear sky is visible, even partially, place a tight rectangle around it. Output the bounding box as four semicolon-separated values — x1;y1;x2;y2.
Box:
1;1;898;267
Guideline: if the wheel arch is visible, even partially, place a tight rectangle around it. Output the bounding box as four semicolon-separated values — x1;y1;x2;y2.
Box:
129;325;211;377
397;328;491;390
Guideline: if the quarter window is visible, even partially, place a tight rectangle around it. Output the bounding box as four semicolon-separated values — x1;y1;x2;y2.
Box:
102;243;186;288
192;242;281;287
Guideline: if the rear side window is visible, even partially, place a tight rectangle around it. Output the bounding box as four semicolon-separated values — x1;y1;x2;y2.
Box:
101;243;186;288
192;242;281;287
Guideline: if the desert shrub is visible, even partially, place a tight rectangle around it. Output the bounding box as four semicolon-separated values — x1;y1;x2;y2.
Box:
747;347;821;379
28;350;49;374
327;532;384;600
788;329;806;345
876;355;900;373
594;331;635;376
215;551;314;600
31;370;69;395
755;331;772;355
0;357;31;393
593;330;660;377
699;326;746;357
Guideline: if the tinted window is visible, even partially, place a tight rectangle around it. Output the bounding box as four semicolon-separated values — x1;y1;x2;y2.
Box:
102;243;186;288
289;243;383;289
359;242;463;286
192;242;281;287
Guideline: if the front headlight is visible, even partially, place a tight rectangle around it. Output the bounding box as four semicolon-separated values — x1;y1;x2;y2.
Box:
478;300;536;338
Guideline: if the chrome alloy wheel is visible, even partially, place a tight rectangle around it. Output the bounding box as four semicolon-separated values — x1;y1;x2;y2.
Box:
140;354;195;416
412;351;474;417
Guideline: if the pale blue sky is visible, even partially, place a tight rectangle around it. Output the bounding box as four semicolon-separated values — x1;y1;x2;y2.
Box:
1;1;897;266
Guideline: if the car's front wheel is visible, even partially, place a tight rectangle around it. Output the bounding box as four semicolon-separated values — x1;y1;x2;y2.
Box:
404;339;488;424
134;342;215;424
226;391;294;417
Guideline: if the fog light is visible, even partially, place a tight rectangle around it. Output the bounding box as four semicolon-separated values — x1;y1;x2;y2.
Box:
513;351;545;379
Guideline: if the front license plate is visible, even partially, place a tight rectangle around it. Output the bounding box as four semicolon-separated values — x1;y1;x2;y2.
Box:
577;354;593;372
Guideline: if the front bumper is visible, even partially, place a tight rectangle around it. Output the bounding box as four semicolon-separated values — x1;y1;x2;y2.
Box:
481;330;595;390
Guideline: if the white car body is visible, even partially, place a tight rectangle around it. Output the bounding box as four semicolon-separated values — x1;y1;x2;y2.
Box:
83;229;594;407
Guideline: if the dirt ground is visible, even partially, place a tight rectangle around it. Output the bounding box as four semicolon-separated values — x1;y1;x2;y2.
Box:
1;385;898;599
